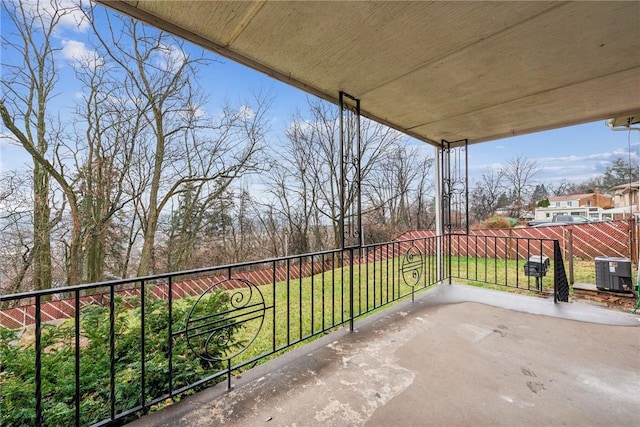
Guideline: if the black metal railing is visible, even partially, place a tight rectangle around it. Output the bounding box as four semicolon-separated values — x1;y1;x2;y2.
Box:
443;234;568;300
0;234;566;426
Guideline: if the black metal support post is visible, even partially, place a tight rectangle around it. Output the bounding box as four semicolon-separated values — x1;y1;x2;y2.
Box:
339;91;362;249
440;139;469;235
440;139;468;284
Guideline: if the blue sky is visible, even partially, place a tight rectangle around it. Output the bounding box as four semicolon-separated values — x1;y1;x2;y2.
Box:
2;1;639;188
468;122;639;185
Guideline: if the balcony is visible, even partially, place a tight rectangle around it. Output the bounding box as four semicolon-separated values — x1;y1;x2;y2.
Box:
1;234;638;426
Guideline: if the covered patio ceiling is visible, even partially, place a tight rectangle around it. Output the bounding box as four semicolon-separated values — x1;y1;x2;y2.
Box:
99;1;640;147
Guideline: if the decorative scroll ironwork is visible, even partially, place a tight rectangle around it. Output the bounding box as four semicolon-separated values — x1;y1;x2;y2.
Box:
441;139;468;234
185;278;265;362
401;244;424;287
339;91;362;249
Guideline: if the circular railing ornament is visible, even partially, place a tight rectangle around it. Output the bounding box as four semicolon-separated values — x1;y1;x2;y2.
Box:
401;244;424;287
185;278;265;362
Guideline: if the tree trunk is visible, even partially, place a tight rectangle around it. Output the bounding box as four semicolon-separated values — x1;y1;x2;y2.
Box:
32;163;52;291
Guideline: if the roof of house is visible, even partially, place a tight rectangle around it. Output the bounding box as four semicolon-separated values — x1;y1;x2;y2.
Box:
548;193;611;202
607;181;640;192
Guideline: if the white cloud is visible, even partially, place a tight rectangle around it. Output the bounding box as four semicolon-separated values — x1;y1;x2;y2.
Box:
469;149;634;184
285;119;315;136
57;0;90;32
178;103;207;121
238;105;255;121
0;133;31;173
60;39;103;68
19;0;90;33
516;147;639;183
469;162;502;172
155;43;188;73
536;148;637;164
0;132;17;148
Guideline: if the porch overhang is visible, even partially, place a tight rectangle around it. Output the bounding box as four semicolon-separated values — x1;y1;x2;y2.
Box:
97;1;640;148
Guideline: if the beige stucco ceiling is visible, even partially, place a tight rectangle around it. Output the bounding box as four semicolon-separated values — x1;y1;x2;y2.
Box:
98;1;640;147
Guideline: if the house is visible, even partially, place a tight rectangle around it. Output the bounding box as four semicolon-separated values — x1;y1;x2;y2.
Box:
534;189;613;221
602;181;639;219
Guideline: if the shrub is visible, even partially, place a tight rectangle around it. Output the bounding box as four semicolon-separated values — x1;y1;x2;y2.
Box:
484;216;512;229
0;289;236;426
537;198;550;208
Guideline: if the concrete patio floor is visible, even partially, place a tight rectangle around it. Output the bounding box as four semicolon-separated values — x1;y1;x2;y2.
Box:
130;284;640;427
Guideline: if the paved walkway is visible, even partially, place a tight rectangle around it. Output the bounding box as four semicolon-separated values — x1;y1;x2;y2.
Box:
130;284;640;427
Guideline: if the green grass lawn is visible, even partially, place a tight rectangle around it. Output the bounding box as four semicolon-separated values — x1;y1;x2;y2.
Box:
447;255;555;294
228;256;436;366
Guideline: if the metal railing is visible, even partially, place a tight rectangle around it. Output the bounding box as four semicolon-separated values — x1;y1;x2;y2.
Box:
443;234;564;294
0;234;566;426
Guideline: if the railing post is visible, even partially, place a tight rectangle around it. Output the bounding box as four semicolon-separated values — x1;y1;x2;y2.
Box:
567;229;574;285
140;280;147;412
349;247;354;332
75;290;81;427
109;286;116;420
168;276;174;398
629;217;637;266
35;295;42;426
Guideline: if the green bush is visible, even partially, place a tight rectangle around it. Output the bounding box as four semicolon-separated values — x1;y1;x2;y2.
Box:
506;217;519;228
0;289;236;426
537;198;550;208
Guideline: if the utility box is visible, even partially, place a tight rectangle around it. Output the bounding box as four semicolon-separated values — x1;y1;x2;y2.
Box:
594;256;633;293
524;255;550;278
524;256;550;291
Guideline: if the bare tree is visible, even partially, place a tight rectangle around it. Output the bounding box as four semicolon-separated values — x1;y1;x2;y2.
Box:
549;179;578;196
269;98;405;250
263;113;321;254
61;38;146;283
499;156;540;218
0;0;88;289
252;202;289;258
106;19;199;276
0;171;35;296
412;156;436;230
88;12;267;275
157;94;270;271
364;144;434;241
469;169;506;222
